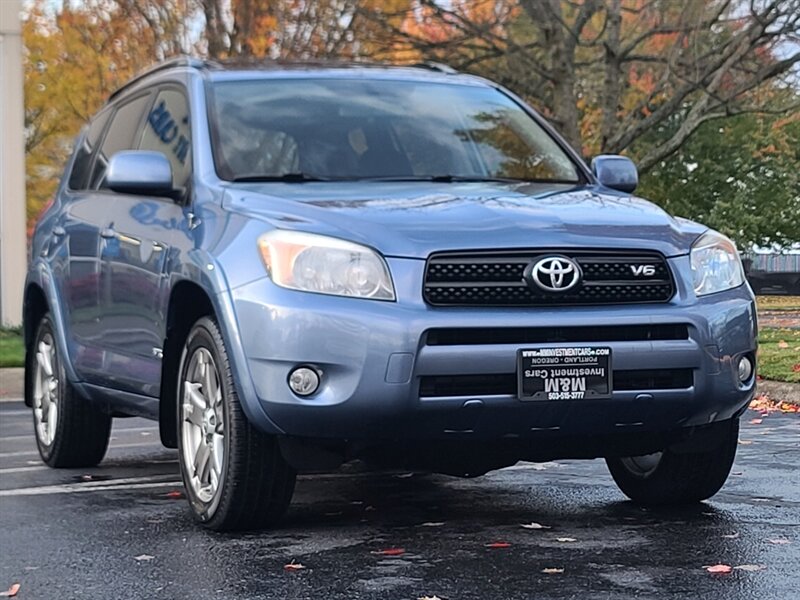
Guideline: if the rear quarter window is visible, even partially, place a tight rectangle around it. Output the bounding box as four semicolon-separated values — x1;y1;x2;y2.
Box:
67;108;111;190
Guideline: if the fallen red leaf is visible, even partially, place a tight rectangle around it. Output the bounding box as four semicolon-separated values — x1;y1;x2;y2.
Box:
792;363;800;373
485;542;511;549
0;583;20;598
165;490;183;499
705;564;733;574
750;418;763;425
371;548;405;556
284;561;306;571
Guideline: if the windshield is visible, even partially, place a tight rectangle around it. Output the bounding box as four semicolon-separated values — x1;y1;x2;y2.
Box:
208;77;582;183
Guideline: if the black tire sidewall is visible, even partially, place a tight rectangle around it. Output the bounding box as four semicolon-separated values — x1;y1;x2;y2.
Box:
177;318;232;523
607;419;739;505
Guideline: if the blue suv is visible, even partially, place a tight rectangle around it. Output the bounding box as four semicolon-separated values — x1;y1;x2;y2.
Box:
25;58;757;530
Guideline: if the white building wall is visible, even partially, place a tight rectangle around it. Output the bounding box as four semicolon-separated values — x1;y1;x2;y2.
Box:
0;0;26;327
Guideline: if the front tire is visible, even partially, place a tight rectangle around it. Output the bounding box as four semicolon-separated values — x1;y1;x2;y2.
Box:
176;316;296;531
28;314;111;467
606;419;739;505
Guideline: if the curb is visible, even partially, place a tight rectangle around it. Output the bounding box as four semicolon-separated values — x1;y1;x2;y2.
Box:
757;380;800;405
0;368;24;401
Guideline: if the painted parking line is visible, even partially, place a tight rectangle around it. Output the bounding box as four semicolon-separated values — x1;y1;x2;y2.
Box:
0;465;50;474
0;440;164;459
0;409;31;417
0;477;183;497
0;425;159;443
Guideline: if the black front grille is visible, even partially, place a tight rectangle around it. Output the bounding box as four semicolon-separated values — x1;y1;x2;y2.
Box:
424;250;674;306
419;369;693;398
426;324;689;346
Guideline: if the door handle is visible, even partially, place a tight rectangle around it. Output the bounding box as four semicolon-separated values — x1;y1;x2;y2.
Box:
52;226;66;237
100;227;117;239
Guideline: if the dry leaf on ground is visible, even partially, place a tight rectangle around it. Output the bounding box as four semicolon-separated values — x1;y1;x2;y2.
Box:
521;522;551;530
485;542;511;549
542;568;564;574
0;584;20;598
134;554;154;562
284;562;306;571
705;564;733;574
371;548;405;556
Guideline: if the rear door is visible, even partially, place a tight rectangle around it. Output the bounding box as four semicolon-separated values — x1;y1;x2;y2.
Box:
51;109;111;385
98;86;193;397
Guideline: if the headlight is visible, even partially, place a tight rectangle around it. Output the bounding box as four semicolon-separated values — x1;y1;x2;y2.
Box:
690;231;745;296
257;230;395;300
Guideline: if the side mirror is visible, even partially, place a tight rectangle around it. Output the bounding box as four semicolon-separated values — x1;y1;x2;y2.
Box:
106;151;174;197
591;155;638;193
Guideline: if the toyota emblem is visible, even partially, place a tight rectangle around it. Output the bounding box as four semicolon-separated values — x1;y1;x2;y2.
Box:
526;256;582;292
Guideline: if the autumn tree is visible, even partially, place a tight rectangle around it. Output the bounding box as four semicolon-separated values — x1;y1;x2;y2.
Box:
360;0;800;170
199;0;402;59
639;106;800;247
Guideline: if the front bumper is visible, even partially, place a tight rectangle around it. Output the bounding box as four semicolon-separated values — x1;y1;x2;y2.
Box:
229;255;757;443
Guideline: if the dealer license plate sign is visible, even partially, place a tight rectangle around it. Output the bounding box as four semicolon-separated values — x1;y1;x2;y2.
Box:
517;347;612;401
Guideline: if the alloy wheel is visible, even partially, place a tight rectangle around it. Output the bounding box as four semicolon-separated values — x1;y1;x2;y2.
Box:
181;347;225;503
620;452;663;478
33;333;59;446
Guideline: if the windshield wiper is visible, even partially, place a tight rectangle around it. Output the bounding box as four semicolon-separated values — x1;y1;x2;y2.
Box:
230;172;329;183
348;175;543;183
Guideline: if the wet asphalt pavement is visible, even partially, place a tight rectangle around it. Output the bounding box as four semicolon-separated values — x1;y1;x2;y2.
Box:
0;400;798;600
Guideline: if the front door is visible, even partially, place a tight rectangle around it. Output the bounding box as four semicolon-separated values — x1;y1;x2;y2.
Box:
99;86;194;397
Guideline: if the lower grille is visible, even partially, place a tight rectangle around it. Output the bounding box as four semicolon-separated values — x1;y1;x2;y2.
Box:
424;250;674;306
419;369;693;397
426;324;689;346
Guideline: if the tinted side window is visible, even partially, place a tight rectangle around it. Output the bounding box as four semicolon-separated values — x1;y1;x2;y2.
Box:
90;93;151;189
68;109;111;190
138;89;192;188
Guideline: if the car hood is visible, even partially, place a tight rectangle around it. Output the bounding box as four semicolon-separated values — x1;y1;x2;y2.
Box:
222;181;705;259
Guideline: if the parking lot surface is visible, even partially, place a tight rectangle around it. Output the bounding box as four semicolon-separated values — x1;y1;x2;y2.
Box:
0;399;798;600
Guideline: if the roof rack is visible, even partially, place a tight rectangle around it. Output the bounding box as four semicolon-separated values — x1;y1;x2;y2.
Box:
108;56;211;101
411;61;459;74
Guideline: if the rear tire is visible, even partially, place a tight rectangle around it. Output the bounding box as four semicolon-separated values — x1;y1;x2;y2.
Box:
606;419;739;505
177;316;296;531
28;314;111;468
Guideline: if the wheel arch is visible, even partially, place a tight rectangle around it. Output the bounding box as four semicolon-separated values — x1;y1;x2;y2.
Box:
23;282;49;408
159;280;215;448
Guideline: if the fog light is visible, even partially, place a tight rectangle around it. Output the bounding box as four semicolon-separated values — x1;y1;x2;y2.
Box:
737;356;753;382
288;367;320;396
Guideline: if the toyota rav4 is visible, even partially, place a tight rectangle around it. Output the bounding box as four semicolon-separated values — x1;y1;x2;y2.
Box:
24;58;757;531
